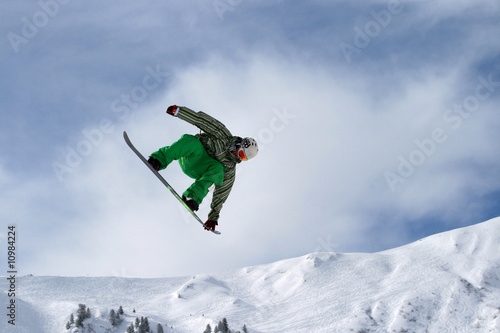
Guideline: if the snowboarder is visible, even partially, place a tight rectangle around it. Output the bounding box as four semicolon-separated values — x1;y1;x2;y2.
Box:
147;105;258;232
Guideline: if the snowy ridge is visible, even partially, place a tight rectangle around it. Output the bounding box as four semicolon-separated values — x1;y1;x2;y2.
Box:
1;217;500;333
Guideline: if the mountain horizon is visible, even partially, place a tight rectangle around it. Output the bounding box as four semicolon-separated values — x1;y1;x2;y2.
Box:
2;217;499;333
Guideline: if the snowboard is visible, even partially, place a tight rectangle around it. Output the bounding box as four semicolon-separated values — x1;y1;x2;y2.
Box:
123;131;221;235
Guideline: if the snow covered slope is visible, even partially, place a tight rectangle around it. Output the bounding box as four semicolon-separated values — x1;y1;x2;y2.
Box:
2;217;500;333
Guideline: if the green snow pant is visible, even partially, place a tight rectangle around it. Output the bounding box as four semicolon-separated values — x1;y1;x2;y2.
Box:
149;134;224;204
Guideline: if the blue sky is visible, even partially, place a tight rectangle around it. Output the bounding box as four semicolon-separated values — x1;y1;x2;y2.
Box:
1;0;499;278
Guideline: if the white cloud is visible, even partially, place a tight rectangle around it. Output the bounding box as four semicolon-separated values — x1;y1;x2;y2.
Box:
13;44;500;276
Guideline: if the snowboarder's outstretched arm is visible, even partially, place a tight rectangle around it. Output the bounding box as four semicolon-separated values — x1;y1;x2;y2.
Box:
208;167;236;222
168;105;233;142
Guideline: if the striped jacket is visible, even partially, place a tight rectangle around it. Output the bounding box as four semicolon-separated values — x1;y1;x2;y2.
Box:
177;106;241;221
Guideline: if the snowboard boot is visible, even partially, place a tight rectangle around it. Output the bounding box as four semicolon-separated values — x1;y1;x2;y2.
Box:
182;196;199;211
147;156;162;171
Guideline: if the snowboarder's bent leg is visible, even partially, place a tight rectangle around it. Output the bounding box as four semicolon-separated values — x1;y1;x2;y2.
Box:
183;158;224;204
151;134;224;204
149;134;205;170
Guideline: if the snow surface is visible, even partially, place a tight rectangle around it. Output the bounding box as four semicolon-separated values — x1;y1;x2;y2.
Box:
1;217;500;333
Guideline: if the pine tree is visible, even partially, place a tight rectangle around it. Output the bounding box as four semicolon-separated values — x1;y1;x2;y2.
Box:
157;323;164;333
144;317;150;332
219;318;229;333
127;323;135;333
69;313;74;324
204;323;212;333
139;316;145;333
242;324;248;333
109;309;117;326
118;305;124;315
137;316;150;333
135;317;140;328
86;306;91;319
75;304;87;327
65;321;71;330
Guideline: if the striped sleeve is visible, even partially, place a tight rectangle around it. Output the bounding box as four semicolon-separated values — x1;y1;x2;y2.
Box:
208;167;236;221
177;106;233;142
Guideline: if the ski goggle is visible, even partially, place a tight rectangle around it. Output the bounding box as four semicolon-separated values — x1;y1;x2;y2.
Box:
238;148;247;161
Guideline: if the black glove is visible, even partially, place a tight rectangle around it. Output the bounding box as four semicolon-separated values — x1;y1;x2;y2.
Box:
147;157;162;171
182;196;199;212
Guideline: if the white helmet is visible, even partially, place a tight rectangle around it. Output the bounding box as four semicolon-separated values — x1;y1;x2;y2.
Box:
241;137;258;160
